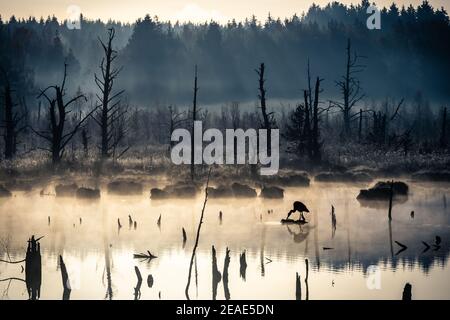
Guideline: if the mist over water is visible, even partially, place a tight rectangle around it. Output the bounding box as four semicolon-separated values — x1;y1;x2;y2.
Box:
0;181;448;299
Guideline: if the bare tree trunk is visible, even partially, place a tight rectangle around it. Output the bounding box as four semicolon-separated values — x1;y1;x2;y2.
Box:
93;28;125;159
33;63;91;165
191;65;198;181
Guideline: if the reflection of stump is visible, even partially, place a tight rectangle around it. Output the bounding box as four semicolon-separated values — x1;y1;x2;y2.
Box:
295;273;301;300
25;236;42;300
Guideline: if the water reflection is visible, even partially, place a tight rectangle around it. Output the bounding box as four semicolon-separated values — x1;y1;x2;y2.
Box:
0;182;448;299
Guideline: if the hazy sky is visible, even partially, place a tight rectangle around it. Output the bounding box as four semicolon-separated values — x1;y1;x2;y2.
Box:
1;0;448;24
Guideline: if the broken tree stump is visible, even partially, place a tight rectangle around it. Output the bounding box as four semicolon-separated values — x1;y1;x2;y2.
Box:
25;235;42;300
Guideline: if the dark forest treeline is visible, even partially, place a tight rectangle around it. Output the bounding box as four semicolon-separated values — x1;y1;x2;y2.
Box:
0;0;449;106
0;1;449;169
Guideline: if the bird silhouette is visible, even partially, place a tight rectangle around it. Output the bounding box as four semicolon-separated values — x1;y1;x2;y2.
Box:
286;201;310;221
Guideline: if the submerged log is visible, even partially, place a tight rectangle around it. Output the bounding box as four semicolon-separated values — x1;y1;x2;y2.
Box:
133;251;157;260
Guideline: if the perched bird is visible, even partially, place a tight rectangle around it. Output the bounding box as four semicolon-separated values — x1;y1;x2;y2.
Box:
286;201;310;222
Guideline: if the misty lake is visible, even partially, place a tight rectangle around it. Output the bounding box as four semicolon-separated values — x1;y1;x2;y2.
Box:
0;181;449;300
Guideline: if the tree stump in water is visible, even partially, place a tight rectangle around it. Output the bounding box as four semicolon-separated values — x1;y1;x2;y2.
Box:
25;235;42;300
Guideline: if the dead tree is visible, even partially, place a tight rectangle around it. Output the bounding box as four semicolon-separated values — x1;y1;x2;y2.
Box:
285;67;323;162
32;64;93;164
185;168;211;300
311;77;323;161
369;98;404;146
190;65;199;181
25;235;42;300
0;70;26;159
92;28;126;158
256;63;275;149
332;39;365;139
168;105;187;151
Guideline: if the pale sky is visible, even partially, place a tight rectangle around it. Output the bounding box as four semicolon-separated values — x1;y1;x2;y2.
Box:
0;0;448;24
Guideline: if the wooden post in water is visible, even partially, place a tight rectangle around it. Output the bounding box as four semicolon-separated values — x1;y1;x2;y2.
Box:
305;259;309;300
295;272;302;300
25;235;42;300
402;283;412;300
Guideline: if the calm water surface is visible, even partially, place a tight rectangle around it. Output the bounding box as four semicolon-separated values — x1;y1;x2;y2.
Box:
0;181;449;300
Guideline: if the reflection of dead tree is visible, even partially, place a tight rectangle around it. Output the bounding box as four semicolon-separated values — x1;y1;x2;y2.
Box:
223;247;231;300
185;169;212;300
211;245;222;300
331;205;337;239
134;266;142;300
59;255;71;300
0;236;42;300
182;228;187;248
260;223;267;277
388;220;394;259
